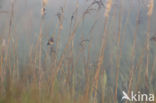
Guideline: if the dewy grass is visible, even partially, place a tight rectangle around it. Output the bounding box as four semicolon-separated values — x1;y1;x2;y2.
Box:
0;0;156;103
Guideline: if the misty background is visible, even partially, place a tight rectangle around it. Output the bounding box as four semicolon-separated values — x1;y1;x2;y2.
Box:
0;0;156;102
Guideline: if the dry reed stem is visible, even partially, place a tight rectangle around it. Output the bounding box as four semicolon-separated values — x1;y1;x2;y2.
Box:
104;0;112;17
114;1;122;102
2;0;16;97
135;49;145;92
0;54;2;94
36;0;47;95
147;0;154;16
56;7;64;53
92;0;112;102
150;56;156;83
145;0;153;90
84;12;100;101
127;8;140;99
106;5;119;93
7;0;15;77
51;15;83;94
56;0;68;53
92;18;108;103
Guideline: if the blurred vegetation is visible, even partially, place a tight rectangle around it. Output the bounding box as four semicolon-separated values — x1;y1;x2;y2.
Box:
0;0;156;103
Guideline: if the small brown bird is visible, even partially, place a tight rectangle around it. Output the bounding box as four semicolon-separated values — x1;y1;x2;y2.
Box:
47;37;54;46
150;35;156;41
